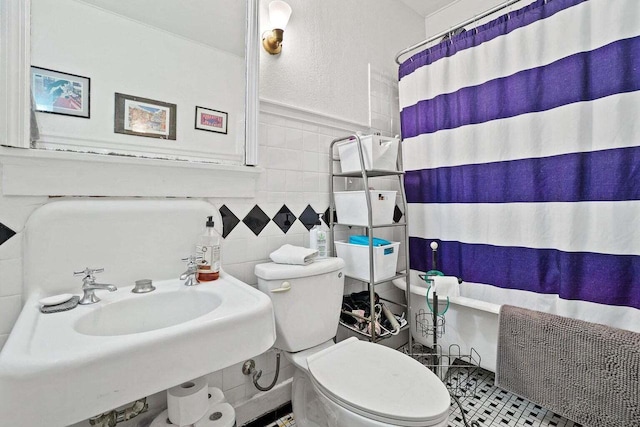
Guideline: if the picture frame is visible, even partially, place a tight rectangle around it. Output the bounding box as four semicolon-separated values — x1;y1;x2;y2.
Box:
114;93;177;140
31;66;90;118
195;106;228;134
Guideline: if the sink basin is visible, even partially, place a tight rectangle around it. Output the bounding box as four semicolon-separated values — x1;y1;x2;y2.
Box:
75;290;222;336
0;272;275;426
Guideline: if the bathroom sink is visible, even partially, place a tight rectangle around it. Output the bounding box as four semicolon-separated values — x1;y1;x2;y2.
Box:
74;290;222;336
0;272;275;426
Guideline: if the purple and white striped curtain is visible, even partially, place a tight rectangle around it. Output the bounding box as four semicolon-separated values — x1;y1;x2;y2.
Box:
398;0;640;331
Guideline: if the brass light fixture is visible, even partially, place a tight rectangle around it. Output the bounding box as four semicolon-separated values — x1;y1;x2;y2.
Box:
262;0;292;55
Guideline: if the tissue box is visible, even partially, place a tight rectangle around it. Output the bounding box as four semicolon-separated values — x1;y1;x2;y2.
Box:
334;190;396;226
335;240;400;282
336;135;399;173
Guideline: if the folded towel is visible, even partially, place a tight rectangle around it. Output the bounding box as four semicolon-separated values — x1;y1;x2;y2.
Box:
428;276;460;298
269;244;318;265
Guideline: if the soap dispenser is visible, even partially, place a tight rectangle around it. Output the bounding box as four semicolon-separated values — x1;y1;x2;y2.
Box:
196;216;221;282
309;214;327;258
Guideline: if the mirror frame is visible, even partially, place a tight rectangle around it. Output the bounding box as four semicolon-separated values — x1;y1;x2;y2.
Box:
0;0;262;197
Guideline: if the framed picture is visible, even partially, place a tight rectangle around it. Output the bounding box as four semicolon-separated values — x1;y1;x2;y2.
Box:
195;106;228;134
31;66;90;118
114;93;177;140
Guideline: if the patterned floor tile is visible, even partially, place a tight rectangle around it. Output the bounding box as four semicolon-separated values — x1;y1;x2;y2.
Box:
259;366;583;427
264;413;295;426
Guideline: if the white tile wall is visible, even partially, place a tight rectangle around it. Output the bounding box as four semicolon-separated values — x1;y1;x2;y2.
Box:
210;108;368;289
0;255;21;297
368;64;401;137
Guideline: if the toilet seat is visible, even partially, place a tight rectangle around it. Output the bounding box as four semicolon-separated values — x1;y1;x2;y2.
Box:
306;338;450;427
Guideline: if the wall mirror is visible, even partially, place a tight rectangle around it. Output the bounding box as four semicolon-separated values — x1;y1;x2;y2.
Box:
28;0;258;165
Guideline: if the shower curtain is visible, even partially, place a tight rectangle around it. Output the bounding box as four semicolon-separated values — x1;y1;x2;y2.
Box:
398;0;640;331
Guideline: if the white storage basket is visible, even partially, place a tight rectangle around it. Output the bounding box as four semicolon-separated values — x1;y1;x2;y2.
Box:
336;135;399;173
334;240;400;282
334;190;396;226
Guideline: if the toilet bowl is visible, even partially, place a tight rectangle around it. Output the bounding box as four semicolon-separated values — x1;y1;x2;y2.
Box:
255;258;451;427
287;338;450;427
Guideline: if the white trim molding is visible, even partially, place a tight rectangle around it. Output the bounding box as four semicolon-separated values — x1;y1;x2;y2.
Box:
260;98;370;133
0;147;263;197
245;0;260;166
0;0;31;149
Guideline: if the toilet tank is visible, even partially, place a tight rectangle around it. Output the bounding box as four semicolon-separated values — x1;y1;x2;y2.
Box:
255;258;345;352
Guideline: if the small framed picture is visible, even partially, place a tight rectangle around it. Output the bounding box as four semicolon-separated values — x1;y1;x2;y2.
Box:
114;93;177;140
31;66;90;118
195;106;228;134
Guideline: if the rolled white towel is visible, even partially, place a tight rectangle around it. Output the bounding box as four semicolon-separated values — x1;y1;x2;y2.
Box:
431;276;460;297
270;244;318;265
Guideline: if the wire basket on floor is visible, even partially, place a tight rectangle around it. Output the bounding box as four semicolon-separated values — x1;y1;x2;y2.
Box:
407;343;481;398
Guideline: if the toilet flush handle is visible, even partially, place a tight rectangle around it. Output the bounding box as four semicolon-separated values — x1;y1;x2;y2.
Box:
270;281;291;293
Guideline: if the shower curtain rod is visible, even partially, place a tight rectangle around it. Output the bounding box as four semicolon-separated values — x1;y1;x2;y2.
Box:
395;0;525;65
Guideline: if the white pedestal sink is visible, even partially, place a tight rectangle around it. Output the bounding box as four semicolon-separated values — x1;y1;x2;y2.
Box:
0;272;275;426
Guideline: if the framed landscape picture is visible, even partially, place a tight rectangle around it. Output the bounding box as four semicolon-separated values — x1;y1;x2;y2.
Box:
31;66;90;118
195;106;228;134
114;93;177;140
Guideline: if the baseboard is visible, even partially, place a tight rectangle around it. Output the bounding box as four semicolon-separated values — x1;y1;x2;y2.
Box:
234;378;293;426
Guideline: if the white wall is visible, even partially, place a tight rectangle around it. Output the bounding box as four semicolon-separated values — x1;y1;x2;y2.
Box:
31;0;245;163
259;0;425;126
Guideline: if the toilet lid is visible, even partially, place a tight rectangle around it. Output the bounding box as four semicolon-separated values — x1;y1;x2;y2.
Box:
306;338;450;426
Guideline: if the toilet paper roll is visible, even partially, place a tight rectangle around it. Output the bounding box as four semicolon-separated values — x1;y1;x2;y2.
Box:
194;403;236;427
208;386;226;404
167;376;209;426
151;403;235;427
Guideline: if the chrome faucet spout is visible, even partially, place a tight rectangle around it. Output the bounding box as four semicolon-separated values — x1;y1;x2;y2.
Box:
180;255;198;286
180;270;195;281
84;283;117;292
74;267;118;305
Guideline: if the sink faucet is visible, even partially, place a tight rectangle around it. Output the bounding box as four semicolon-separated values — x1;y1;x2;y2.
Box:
180;256;198;286
74;267;117;305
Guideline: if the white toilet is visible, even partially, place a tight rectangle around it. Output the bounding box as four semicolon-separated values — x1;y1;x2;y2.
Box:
255;257;451;427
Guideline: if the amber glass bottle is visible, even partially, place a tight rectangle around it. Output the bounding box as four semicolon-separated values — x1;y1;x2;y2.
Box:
197;264;219;282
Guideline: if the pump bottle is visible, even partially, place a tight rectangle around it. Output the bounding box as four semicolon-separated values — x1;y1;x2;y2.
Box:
309;214;327;258
196;216;221;282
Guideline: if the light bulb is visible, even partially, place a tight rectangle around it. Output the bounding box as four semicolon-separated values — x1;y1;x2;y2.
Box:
269;0;292;30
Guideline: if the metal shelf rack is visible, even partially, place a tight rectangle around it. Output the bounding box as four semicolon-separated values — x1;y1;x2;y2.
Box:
328;134;413;353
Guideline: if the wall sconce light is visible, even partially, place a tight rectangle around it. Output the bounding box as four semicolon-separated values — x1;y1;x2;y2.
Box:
262;0;292;55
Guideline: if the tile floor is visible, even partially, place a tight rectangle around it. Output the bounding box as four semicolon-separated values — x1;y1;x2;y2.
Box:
263;366;582;427
265;413;295;427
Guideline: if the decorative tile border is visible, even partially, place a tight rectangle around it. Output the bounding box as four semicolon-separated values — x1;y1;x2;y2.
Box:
0;223;16;246
219;205;240;238
220;204;403;239
0;203;403;246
